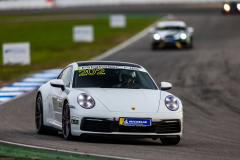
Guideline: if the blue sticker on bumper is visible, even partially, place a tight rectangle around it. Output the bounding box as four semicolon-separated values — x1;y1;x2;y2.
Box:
166;37;175;42
119;118;151;126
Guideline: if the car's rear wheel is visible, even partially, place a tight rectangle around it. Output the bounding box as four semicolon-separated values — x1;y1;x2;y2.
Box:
62;102;74;140
160;137;181;145
35;94;58;135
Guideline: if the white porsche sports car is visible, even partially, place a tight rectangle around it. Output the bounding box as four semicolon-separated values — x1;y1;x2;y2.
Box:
35;61;183;145
150;21;194;49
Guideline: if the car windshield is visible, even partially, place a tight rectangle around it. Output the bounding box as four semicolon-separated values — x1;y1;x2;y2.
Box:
72;68;158;90
156;26;185;30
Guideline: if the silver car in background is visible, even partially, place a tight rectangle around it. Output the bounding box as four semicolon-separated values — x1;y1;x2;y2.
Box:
150;21;194;49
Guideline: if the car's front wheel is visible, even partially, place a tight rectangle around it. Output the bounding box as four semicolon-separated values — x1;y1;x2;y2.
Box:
35;94;45;134
35;94;58;135
62;102;74;140
151;43;159;50
188;36;193;49
160;137;181;145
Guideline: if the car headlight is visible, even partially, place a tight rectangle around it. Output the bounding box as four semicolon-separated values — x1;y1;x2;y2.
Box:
224;4;230;11
153;34;160;40
180;33;187;40
237;3;240;10
77;93;95;109
165;95;179;111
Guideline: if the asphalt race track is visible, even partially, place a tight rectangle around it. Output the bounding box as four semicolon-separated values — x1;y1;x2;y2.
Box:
1;4;240;160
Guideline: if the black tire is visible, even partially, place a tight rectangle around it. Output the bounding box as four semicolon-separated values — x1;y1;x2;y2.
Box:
188;37;193;49
160;137;181;145
35;94;45;134
62;102;74;140
151;44;158;50
35;93;58;135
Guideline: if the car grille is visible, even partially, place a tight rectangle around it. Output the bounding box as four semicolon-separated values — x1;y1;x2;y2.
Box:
166;35;174;38
81;118;181;133
156;120;181;133
117;123;157;133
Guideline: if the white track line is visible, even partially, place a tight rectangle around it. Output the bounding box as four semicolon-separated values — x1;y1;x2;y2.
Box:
0;87;35;91
13;82;45;86
0;97;12;101
0;140;141;160
0;88;35;105
22;78;53;82
0;92;24;96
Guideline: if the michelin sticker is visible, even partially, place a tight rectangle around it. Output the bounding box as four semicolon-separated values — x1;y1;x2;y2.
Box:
119;118;151;126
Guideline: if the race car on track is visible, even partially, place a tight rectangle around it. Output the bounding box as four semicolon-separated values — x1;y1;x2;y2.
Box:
35;61;183;145
150;21;194;49
222;1;240;14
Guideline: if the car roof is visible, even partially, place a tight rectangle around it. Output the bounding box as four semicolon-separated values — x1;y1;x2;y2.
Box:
76;61;142;68
157;21;186;28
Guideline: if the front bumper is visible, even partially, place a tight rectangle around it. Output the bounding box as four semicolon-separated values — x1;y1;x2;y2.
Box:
152;39;188;49
81;133;180;139
70;109;183;138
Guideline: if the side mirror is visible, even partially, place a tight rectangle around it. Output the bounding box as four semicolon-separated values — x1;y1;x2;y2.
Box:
149;27;155;33
187;27;194;33
50;79;65;91
161;82;172;91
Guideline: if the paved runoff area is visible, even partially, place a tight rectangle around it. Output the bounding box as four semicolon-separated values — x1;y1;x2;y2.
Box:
0;69;61;104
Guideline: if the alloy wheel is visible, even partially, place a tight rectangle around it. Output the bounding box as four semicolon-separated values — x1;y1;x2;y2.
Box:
35;96;43;133
62;103;72;139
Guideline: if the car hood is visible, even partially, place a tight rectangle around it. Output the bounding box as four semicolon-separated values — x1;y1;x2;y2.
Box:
75;88;160;113
155;30;183;38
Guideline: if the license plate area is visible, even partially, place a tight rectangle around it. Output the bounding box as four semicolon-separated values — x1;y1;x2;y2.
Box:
119;118;152;126
166;37;175;42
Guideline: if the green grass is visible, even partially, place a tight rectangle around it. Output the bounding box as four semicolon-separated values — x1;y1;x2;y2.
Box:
0;142;121;160
0;13;161;83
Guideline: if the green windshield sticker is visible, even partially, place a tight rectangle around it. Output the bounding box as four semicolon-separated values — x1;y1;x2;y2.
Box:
78;68;105;76
77;67;82;70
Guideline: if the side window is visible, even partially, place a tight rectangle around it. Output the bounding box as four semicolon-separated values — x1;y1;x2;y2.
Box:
61;66;73;87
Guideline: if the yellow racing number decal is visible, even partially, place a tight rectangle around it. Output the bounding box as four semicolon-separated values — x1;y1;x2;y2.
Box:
96;68;105;75
78;69;88;76
86;68;96;75
78;68;105;76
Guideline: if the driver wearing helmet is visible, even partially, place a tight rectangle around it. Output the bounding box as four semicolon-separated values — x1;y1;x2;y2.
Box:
113;74;133;88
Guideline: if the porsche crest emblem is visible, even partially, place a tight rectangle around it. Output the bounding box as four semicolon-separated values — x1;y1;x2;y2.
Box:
131;107;135;110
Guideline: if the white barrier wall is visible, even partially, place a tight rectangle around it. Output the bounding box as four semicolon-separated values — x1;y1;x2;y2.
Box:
0;0;54;10
55;0;224;8
0;0;225;10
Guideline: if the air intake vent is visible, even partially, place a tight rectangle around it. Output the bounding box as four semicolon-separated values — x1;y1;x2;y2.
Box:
81;118;112;132
156;120;181;133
